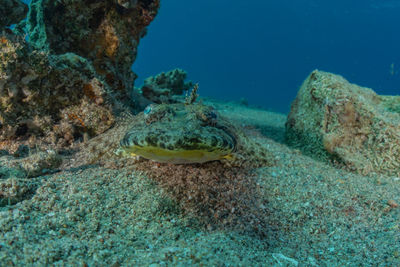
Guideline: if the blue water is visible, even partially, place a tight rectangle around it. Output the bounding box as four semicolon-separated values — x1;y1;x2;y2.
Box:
134;0;400;113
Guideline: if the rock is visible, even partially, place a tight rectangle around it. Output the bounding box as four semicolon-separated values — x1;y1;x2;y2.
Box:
0;0;160;151
0;149;62;178
0;177;32;206
0;152;39;206
0;33;116;149
0;0;28;28
19;150;62;177
26;0;160;102
0;158;26;179
286;70;400;176
139;68;194;104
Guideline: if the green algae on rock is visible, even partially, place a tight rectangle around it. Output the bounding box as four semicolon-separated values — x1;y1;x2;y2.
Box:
119;102;274;166
286;70;400;176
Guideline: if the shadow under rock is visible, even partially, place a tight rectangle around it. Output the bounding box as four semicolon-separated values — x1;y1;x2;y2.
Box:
254;124;286;144
241;122;286;145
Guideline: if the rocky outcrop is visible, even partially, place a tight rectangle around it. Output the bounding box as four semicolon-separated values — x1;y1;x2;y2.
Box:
0;0;159;151
0;33;115;150
0;0;28;28
286;70;400;176
26;0;160;102
138;68;194;104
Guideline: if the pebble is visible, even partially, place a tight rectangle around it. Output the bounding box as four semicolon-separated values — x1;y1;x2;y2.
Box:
387;200;398;208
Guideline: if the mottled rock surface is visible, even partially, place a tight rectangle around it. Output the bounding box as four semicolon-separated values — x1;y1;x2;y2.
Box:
0;0;159;152
286;70;400;175
27;0;160;101
139;69;194;104
0;0;28;28
0;149;62;178
0;149;61;206
0;33;115;150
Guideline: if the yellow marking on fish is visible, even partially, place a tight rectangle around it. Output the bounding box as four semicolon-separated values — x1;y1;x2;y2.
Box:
122;145;230;164
222;154;234;161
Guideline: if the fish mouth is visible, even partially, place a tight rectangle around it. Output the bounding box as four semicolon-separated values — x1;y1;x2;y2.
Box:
122;144;232;164
120;128;237;163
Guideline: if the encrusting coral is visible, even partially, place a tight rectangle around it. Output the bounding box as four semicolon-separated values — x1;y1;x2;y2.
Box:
0;32;115;151
137;68;194;104
286;70;400;176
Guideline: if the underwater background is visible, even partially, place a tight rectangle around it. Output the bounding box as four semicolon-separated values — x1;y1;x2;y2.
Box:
135;0;400;113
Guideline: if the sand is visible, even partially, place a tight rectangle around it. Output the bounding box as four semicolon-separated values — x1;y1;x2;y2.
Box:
0;99;399;266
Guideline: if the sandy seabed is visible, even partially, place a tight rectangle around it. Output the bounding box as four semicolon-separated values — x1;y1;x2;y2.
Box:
0;99;399;266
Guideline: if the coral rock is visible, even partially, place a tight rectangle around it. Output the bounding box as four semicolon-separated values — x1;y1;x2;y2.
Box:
286;70;400;175
0;32;116;148
26;0;160;102
139;69;194;104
